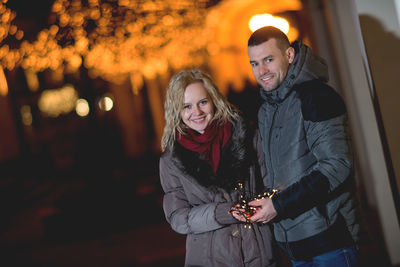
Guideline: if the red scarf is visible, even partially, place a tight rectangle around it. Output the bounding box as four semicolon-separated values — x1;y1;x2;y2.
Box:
177;121;232;174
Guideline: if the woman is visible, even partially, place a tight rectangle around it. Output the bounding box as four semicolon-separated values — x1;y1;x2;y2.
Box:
159;69;277;266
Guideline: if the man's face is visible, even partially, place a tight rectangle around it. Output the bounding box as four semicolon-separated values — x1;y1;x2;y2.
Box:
248;38;295;91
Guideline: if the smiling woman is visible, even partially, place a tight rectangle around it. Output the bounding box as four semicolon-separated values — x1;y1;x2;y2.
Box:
159;68;279;266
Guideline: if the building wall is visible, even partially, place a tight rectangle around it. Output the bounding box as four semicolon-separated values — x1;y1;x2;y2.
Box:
304;0;400;265
355;0;400;213
321;0;400;264
356;0;400;37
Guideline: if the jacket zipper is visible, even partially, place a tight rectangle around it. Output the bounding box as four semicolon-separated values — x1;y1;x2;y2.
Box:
265;104;277;189
269;104;296;260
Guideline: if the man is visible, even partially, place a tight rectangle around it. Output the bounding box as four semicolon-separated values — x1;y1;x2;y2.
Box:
247;26;361;266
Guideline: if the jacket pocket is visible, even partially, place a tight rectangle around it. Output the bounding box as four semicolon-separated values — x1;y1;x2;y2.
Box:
210;226;242;266
185;233;210;266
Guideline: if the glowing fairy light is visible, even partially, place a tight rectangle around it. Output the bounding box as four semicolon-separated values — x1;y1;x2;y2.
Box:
0;0;211;91
248;14;290;33
24;69;39;92
1;0;302;98
230;183;278;229
98;94;113;111
0;66;8;96
38;84;79;117
20;105;33;126
75;98;90;117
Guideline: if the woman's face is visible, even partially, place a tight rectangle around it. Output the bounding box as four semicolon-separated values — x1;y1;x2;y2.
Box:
181;82;214;134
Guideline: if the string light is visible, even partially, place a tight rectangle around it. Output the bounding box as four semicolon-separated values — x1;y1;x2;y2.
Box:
0;0;211;88
0;0;302;98
230;182;278;229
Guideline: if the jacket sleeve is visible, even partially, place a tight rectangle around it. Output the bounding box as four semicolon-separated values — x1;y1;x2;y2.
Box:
272;84;352;219
159;155;236;234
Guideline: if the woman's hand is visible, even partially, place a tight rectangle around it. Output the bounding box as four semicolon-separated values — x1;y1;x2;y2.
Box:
230;204;255;222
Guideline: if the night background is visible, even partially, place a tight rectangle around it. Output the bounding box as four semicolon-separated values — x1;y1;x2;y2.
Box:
0;0;398;266
0;0;264;265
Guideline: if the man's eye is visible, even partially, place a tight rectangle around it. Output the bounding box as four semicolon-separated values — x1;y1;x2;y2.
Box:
251;62;258;67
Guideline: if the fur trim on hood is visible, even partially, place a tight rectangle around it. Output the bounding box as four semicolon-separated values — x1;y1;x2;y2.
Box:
171;117;253;192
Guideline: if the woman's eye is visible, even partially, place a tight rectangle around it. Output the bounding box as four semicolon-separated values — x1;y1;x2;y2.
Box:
200;100;207;105
183;105;190;109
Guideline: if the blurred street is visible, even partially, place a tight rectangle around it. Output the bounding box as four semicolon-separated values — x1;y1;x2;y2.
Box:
0;155;393;266
0;156;186;266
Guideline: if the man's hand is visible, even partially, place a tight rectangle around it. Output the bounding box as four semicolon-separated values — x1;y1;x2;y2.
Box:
248;198;277;223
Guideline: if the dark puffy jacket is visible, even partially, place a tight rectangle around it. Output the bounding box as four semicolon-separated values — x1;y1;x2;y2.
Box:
160;117;278;266
258;41;361;260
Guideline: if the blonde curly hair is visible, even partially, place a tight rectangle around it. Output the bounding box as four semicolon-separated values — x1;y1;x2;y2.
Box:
161;69;239;151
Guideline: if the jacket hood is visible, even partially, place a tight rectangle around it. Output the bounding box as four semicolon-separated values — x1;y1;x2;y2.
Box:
260;41;329;104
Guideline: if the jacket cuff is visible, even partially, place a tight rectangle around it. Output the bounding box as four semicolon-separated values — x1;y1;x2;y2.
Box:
215;202;238;225
271;171;331;219
271;194;283;217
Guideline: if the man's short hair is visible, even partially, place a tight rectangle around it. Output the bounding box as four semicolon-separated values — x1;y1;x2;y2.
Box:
248;26;290;51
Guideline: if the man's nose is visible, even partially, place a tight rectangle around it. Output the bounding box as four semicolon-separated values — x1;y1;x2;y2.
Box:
259;63;269;75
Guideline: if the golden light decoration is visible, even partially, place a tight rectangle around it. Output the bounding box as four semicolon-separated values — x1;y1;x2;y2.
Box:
0;1;23;73
248;14;290;33
98;94;113;111
1;0;211;93
0;66;8;96
75;98;90;117
20;105;33;126
248;13;298;42
24;69;39;92
38;84;79;117
0;0;303;97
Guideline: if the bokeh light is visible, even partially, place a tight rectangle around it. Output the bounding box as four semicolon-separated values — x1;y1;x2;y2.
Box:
0;0;212;90
98;94;113;112
248;14;290;33
75;98;90;117
38;84;79;117
20;105;33;126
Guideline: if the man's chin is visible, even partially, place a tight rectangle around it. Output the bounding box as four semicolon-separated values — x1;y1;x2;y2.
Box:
258;82;274;92
261;86;275;92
